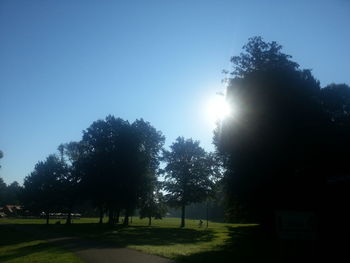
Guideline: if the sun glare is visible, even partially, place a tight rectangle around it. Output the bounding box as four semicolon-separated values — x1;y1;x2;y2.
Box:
207;94;232;124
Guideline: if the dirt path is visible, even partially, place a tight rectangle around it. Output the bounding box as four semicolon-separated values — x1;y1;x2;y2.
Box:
48;237;174;263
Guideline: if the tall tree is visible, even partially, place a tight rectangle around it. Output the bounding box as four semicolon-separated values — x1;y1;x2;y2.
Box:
80;116;128;225
162;137;216;227
215;36;323;226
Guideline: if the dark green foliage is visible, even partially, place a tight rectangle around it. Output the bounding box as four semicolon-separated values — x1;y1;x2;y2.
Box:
162;137;217;227
4;181;21;205
22;155;68;224
0;174;22;206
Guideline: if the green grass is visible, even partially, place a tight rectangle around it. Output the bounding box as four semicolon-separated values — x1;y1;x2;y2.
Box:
0;224;83;263
0;217;261;262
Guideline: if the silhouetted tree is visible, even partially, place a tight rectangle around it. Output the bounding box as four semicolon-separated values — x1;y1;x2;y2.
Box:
162;137;216;227
80;117;127;225
215;36;323;226
4;181;21;205
0;177;6;206
229;36;299;78
22;155;67;224
80;116;164;226
126;119;165;225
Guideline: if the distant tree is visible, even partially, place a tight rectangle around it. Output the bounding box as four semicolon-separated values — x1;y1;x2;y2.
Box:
139;182;167;226
4;181;21;205
162;137;216;227
0;177;6;206
22;155;67;224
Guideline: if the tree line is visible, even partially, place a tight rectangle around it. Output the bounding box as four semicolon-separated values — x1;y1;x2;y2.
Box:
1;117;219;227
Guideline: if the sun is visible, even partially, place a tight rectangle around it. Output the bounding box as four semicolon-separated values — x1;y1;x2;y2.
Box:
207;94;232;124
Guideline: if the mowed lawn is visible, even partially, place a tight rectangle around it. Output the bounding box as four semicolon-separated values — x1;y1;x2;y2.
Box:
0;217;284;263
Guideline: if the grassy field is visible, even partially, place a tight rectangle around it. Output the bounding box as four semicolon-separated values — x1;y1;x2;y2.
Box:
0;217;311;263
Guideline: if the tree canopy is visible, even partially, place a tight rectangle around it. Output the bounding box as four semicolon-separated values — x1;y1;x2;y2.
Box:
228;36;299;78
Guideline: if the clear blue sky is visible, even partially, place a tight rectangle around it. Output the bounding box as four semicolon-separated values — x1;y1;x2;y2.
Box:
1;0;349;184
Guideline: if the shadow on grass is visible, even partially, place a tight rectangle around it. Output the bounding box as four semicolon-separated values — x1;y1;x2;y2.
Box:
176;225;327;263
0;242;51;262
0;225;76;263
1;223;215;250
49;224;215;251
0;225;41;246
105;226;214;246
175;225;265;263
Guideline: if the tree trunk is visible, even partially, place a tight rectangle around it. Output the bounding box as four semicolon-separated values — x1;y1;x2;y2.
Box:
108;207;114;225
124;215;129;226
206;201;209;228
46;212;50;225
115;209;120;224
98;206;103;224
148;216;152;226
124;209;129;226
181;205;185;228
66;205;72;225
